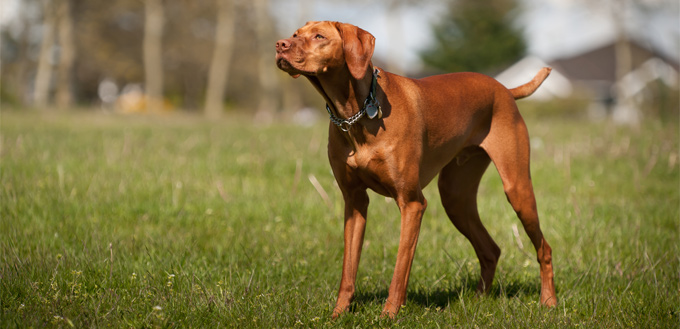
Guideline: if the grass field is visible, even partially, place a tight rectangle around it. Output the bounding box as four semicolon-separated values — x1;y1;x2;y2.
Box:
1;107;678;328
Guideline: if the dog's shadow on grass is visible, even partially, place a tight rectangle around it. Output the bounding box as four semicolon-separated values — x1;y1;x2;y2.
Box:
352;272;542;310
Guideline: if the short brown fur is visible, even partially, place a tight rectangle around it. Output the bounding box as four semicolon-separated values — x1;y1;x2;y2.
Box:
276;21;556;318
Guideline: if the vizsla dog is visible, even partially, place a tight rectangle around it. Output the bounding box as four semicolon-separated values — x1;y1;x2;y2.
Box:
275;21;556;318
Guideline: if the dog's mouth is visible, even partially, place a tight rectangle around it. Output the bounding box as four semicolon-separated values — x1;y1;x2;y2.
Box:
276;55;312;78
276;57;293;70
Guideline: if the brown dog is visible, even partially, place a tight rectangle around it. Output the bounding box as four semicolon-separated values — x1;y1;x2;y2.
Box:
275;21;556;318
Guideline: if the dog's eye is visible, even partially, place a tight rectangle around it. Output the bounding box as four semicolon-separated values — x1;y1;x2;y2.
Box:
314;34;325;40
293;33;298;38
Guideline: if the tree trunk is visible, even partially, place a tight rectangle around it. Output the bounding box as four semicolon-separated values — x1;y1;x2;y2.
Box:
277;0;309;114
55;0;75;109
204;0;237;119
34;0;56;108
144;0;165;113
253;0;278;121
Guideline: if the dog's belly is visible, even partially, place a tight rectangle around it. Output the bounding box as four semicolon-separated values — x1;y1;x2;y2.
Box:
419;144;466;188
418;122;490;187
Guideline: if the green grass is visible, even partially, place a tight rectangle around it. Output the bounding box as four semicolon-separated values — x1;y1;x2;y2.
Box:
1;108;678;328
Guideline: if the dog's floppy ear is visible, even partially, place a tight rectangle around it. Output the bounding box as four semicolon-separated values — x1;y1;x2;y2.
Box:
335;22;375;80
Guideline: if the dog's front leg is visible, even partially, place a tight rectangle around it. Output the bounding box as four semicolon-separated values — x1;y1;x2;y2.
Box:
332;189;369;319
382;191;427;318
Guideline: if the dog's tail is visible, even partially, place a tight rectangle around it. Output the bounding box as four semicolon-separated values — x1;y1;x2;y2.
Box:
509;67;552;100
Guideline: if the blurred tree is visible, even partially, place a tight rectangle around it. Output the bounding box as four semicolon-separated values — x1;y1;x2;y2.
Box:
31;0;76;109
143;0;164;112
204;0;238;119
0;0;38;106
419;0;526;74
55;0;75;108
73;0;144;101
3;0;281;112
33;0;56;108
253;0;279;120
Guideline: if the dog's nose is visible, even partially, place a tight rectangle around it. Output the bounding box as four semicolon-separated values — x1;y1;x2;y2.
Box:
275;39;290;53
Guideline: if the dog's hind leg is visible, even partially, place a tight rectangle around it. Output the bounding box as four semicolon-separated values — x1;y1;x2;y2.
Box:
481;103;557;307
438;149;500;294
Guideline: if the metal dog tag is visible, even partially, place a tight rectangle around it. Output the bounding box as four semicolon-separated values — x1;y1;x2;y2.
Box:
365;102;382;119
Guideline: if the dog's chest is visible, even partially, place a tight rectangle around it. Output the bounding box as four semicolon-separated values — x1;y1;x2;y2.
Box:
343;145;397;196
347;144;388;171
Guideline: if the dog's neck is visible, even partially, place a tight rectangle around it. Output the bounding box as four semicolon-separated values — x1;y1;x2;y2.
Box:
307;65;374;121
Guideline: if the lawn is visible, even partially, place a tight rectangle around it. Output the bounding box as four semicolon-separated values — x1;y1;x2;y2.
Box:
1;107;677;328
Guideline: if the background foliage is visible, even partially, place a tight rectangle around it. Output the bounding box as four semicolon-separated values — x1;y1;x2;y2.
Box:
420;0;527;74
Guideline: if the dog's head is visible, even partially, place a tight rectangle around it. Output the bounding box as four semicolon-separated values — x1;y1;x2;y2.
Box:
275;21;375;80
